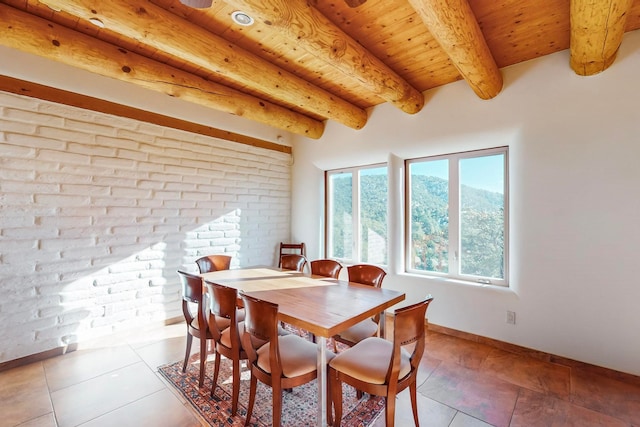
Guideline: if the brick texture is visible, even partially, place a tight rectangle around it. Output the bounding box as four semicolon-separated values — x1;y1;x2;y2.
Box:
0;91;292;363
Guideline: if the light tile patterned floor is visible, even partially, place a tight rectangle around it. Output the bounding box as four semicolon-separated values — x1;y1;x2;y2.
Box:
1;322;639;427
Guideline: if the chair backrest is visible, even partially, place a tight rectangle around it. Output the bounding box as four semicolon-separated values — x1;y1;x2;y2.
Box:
277;242;305;267
387;297;433;384
196;254;232;273
347;264;387;288
310;259;343;279
177;270;205;327
280;254;307;272
204;279;240;341
177;270;204;304
240;293;283;377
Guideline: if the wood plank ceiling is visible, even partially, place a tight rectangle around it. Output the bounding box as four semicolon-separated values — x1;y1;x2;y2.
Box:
1;0;639;140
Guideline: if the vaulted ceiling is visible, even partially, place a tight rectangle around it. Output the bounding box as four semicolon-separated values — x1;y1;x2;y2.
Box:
2;0;639;140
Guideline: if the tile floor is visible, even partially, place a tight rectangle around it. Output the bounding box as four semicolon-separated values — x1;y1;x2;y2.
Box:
1;322;639;427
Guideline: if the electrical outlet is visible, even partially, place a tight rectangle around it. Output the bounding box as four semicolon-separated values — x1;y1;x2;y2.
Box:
506;310;516;325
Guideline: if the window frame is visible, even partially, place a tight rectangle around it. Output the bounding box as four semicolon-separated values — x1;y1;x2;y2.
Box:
405;147;509;286
325;163;388;266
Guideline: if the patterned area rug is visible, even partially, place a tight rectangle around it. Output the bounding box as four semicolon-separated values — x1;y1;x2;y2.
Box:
158;350;385;426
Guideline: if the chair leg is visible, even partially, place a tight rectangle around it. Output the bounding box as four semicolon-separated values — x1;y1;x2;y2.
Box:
386;391;396;427
410;381;420;427
182;333;193;372
231;356;241;415
210;351;221;397
244;373;258;427
198;335;207;387
330;370;343;427
272;383;282;427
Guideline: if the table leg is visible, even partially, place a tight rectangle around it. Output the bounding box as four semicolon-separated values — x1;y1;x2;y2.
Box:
316;336;328;427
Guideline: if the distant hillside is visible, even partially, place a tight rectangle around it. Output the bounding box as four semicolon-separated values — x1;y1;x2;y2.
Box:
331;174;503;227
410;174;504;278
330;173;504;278
411;175;503;212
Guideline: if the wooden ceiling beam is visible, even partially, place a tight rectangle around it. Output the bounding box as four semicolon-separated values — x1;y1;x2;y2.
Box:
223;0;424;114
36;0;368;131
570;0;633;76
0;4;324;138
407;0;503;100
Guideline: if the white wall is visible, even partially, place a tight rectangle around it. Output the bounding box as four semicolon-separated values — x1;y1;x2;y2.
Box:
0;92;292;363
291;30;640;376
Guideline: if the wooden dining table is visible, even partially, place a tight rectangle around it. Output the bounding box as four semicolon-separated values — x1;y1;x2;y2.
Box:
200;266;405;427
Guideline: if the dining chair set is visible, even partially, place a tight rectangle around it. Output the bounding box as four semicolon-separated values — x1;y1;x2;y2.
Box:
176;251;433;427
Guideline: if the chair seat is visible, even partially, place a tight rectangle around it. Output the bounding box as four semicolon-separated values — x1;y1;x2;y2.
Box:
190;317;203;330
218;319;281;350
336;319;378;343
220;321;244;348
212;308;246;331
257;334;334;377
212;313;251;352
329;337;411;385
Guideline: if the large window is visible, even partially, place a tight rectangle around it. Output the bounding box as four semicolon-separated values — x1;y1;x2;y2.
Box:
406;147;508;285
326;165;388;265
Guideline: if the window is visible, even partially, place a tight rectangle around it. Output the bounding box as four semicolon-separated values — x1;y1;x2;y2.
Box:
326;165;388;265
406;147;508;285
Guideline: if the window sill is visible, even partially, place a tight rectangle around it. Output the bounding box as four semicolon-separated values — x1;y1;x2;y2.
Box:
399;271;512;292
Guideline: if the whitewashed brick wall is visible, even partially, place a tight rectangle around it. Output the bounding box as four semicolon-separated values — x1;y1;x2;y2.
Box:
0;91;292;364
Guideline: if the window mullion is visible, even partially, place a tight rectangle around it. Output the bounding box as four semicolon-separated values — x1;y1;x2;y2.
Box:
352;170;360;263
448;157;460;276
326;173;334;259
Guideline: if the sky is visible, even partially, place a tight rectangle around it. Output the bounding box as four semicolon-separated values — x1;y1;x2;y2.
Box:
410;154;505;194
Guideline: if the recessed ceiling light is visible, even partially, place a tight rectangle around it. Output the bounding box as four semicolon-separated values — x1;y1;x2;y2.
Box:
231;11;254;26
179;0;213;8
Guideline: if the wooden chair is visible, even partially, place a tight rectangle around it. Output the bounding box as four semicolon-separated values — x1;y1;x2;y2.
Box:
177;270;212;387
333;264;387;348
278;253;309;336
328;297;433;427
277;242;305;267
204;280;247;415
310;259;343;279
279;254;307;272
240;293;332;427
196;254;232;273
347;264;387;287
304;259;343;343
